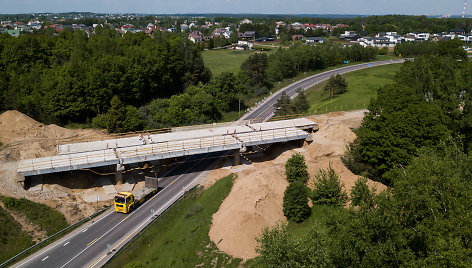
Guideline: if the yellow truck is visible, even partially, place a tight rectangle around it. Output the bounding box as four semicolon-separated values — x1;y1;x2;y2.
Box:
114;177;158;214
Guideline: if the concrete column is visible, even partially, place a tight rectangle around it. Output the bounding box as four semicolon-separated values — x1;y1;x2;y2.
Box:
115;164;125;185
233;149;241;166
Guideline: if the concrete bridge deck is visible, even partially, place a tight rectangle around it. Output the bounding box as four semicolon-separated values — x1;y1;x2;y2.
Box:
17;118;316;177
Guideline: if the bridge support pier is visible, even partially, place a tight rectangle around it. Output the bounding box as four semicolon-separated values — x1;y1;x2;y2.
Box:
233;149;241;166
150;160;160;177
115;164;125;185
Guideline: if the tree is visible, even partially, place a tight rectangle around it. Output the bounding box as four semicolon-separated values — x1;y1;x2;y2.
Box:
283;181;311;222
343;84;452;185
241;53;269;88
274;91;292;116
324;74;347;97
122;105;144;132
289;89;310;114
106;95;125;133
284;153;309;183
204;72;244;112
350;177;376;210
311;164;348;206
331;144;472;267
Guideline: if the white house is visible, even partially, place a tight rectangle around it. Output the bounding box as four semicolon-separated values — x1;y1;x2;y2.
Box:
305;37;325;44
237;40;253;49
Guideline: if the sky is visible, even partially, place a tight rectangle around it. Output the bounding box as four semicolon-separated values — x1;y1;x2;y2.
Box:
0;0;468;16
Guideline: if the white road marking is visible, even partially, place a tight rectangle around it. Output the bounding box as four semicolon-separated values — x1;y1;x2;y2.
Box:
82;228;88;233
15;210;114;268
88;156;211;268
63;242;70;246
41;256;49;262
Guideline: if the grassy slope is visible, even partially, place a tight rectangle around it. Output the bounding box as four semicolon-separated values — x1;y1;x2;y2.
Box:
305;63;402;114
107;174;241;268
0;196;68;236
0;206;34;263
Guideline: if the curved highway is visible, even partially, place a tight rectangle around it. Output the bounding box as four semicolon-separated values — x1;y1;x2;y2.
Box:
13;59;404;268
242;59;405;121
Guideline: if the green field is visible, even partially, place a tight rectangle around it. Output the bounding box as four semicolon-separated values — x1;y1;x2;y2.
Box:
107;174;241;268
202;50;252;75
0;206;34;263
0;196;68;236
305;63;402;114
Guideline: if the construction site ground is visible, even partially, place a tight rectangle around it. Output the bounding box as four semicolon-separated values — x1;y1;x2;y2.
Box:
202;109;387;260
0;109;386;261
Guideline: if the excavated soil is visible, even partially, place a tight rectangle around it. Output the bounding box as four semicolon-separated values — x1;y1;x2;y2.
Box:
205;110;387;260
0;110;111;224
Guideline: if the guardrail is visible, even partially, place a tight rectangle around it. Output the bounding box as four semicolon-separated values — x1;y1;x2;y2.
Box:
17;150;117;173
0;206;111;268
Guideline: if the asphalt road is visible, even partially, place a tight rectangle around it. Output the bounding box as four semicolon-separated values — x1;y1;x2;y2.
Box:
241;59;405;121
13;59;404;268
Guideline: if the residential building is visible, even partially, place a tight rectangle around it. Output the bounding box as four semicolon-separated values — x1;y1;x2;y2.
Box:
240;18;252;25
339;31;359;41
188;31;203;43
306;37;325;44
236;40;253;50
239;31;257;41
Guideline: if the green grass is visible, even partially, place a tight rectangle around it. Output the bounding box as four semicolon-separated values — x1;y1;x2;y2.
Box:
107;174;241;268
202;50;252;75
0;206;34;263
305;63;402;114
0;196;68;236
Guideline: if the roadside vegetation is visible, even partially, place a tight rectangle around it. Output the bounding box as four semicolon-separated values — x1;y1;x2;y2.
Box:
305;63;402;114
0;206;34;264
253;38;472;267
0;196;68;236
107;174;241;268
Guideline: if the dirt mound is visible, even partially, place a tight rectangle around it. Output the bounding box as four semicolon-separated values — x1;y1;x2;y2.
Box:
0;110;75;144
308;121;357;158
0;110;105;161
209;162;288;260
205;110;386;260
0;110;110;224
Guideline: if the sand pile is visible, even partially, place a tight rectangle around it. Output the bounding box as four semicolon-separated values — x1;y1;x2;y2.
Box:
209;161;289;259
0;110;104;161
0;110;110;223
205;110;386;260
0;110;76;144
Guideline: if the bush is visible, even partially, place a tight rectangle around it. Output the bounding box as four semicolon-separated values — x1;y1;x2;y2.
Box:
92;113;108;129
311;164;348;206
284;153;309;183
283;182;311;222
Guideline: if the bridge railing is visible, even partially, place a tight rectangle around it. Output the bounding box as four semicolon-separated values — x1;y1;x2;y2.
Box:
18;126;309;175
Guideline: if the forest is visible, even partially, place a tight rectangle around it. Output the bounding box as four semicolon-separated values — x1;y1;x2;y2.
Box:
0;29;376;132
